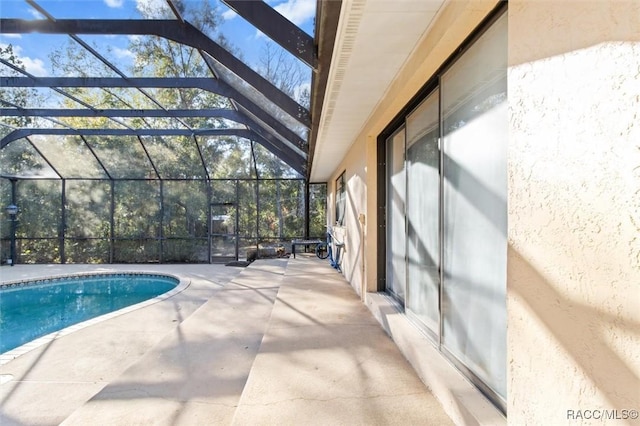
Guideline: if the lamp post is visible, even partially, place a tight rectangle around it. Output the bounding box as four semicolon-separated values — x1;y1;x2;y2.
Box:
6;204;18;266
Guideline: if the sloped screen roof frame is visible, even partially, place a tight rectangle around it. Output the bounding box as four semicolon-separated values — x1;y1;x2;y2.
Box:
0;1;316;178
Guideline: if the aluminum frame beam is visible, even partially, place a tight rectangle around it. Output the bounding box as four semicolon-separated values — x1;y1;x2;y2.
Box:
1;76;307;151
68;34;190;129
0;128;254;146
0;108;255;120
221;0;316;68
0;18;310;127
1;128;306;175
0;58;136;131
0;107;307;159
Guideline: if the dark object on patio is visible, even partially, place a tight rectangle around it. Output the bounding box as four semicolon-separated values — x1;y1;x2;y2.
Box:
246;246;287;261
247;249;258;263
225;260;252;267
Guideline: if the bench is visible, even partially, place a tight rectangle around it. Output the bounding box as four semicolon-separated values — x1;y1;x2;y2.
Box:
291;239;323;259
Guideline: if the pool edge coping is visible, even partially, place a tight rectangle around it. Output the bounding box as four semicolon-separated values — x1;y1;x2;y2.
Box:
0;271;191;366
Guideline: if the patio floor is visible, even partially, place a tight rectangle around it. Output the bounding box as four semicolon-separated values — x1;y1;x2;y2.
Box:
0;255;452;425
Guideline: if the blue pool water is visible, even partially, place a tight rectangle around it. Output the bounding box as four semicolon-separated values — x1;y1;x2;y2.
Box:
0;273;178;354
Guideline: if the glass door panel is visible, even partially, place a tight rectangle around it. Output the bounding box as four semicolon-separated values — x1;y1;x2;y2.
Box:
406;89;440;334
441;13;508;399
386;127;406;302
210;203;238;262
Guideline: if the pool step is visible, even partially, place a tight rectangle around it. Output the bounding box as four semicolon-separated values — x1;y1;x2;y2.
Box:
60;259;288;425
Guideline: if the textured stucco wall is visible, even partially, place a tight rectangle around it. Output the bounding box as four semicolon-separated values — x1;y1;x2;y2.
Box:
326;134;368;297
508;1;640;424
326;0;500;297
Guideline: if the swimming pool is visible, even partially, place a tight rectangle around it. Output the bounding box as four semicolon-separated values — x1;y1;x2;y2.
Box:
0;273;182;355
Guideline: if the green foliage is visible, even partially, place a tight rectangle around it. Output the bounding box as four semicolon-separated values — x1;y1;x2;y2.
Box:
0;3;327;264
114;181;160;238
309;183;327;239
19;239;60;264
112;239;160;263
163;239;208;263
0;44;44;128
65;238;111;264
16;180;61;238
256;40;311;110
163;181;208;238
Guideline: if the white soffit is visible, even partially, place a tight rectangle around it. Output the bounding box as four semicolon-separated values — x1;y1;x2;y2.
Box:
311;0;445;181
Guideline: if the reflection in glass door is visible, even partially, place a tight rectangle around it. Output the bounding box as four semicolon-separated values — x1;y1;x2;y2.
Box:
385;127;406;302
441;12;507;401
210;202;238;262
405;89;440;335
382;9;507;410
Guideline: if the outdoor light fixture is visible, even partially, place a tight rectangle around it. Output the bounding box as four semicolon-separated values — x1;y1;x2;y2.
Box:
6;204;18;266
6;204;18;216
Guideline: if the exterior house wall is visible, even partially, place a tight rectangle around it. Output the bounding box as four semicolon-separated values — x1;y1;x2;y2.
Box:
325;1;505;424
326;0;500;297
324;0;639;423
327;136;368;297
507;1;640;423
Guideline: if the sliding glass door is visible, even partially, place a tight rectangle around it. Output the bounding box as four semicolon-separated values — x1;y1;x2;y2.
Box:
385;127;406;302
441;12;507;399
405;90;440;334
383;10;507;407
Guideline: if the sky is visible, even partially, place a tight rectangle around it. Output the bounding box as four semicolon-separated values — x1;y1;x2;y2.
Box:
0;0;316;78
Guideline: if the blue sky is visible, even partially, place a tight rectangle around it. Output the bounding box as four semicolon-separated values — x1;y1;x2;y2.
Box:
0;0;315;78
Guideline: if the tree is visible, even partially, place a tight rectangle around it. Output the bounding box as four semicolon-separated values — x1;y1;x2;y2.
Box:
0;45;60;262
255;40;311;239
257;40;310;109
0;44;47;133
1;2;322;263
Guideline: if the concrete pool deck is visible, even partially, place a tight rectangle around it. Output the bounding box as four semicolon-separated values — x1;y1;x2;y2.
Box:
0;256;452;425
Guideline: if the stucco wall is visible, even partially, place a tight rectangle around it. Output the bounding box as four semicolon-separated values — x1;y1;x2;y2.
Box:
322;0;639;423
326;0;500;297
324;2;506;422
326;133;368;297
508;1;640;424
